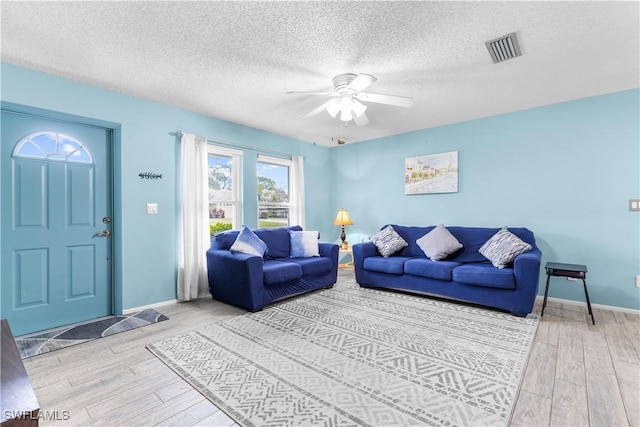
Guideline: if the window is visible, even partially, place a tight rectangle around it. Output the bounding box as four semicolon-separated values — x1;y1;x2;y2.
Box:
208;145;242;234
14;132;93;163
257;156;291;228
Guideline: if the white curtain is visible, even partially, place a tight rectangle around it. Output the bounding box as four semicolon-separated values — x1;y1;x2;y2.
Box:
290;155;305;228
177;133;209;301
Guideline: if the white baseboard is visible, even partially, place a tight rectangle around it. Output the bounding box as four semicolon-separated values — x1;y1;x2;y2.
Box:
124;295;639;317
536;295;640;316
123;299;179;315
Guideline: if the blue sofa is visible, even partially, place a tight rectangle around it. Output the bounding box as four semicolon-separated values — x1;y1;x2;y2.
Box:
206;226;339;311
353;225;542;316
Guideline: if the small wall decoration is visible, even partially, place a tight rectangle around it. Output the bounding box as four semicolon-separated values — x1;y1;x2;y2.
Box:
405;151;458;195
139;172;163;179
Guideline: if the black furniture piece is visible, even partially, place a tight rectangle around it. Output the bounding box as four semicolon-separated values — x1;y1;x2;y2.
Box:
542;262;595;325
1;319;40;426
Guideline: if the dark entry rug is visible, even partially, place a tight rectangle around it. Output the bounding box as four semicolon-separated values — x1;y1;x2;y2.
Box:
15;309;168;359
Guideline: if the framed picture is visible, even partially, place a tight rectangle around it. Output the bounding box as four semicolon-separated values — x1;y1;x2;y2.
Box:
405;151;458;195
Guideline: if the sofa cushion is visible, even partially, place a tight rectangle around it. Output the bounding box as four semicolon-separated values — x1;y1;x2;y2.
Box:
230;226;268;257
479;227;532;269
287;257;333;276
452;264;516;289
262;260;303;285
416;224;463;261
370;225;408;257
363;256;412;275
404;258;463;281
289;230;320;257
255;226;303;259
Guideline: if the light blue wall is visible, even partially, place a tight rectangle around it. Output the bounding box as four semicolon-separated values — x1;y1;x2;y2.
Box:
1;63;335;310
331;89;640;310
3;62;638;311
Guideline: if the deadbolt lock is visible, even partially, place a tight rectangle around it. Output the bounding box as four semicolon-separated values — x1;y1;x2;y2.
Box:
102;217;111;224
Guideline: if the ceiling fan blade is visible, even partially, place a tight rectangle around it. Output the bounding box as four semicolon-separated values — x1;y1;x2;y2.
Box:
355;92;414;107
347;74;377;93
302;99;339;119
353;112;370;127
286;91;336;96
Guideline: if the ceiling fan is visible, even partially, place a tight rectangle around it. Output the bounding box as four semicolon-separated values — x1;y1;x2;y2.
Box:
286;73;414;126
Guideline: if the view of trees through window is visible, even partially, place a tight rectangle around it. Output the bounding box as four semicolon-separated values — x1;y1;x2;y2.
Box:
207;152;291;232
208;153;234;234
257;160;290;228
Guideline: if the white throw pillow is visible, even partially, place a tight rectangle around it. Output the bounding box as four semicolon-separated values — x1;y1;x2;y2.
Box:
230;226;268;258
416;224;463;261
289;230;320;257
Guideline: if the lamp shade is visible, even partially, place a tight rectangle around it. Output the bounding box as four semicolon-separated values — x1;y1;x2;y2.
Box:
333;209;353;226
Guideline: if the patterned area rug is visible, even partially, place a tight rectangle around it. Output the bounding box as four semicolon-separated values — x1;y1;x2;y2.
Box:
148;281;538;427
16;308;168;359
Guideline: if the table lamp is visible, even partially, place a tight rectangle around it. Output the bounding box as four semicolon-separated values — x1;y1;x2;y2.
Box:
333;208;353;249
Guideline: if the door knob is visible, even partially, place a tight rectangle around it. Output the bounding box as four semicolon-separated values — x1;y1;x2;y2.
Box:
97;230;111;237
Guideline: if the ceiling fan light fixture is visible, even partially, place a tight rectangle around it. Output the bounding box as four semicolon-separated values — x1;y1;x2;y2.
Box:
326;102;340;118
351;100;367;117
332;96;366;122
339;108;353;122
287;72;412;126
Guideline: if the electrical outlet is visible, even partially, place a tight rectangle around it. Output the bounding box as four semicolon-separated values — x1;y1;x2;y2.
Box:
636;275;640;288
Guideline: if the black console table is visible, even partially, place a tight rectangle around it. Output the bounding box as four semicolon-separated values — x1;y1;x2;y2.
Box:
542;262;595;325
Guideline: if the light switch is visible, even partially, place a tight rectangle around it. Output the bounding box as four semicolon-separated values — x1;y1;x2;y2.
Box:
146;203;158;215
630;199;640;211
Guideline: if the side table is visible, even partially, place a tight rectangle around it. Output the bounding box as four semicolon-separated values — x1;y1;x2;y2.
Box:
542;262;595;325
338;246;354;270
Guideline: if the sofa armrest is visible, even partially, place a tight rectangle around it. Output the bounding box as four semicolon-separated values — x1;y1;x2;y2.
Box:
318;242;339;261
512;249;542;313
353;242;377;264
353;242;377;283
513;249;542;283
319;243;339;282
206;248;266;311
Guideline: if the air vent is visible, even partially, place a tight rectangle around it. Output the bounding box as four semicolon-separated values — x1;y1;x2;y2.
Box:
485;32;522;64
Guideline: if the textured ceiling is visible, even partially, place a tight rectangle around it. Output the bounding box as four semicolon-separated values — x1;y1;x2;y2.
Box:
2;1;639;147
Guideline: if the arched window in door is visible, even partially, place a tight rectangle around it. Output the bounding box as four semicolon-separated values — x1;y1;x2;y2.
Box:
13;131;93;164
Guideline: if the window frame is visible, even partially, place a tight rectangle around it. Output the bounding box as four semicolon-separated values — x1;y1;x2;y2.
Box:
257;155;292;228
13;131;94;164
207;144;242;231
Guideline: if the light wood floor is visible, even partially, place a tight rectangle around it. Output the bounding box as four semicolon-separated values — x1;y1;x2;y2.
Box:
22;270;639;426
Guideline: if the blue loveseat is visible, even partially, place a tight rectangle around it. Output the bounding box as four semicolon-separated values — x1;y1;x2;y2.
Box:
206;226;339;311
353;225;542;316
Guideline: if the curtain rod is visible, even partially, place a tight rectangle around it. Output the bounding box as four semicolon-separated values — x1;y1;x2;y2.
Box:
169;131;302;160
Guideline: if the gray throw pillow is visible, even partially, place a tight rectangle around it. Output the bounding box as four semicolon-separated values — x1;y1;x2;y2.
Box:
370;225;408;257
479;227;532;269
416;224;463;261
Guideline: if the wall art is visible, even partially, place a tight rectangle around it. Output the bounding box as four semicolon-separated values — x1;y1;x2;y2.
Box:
405;151;458;194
